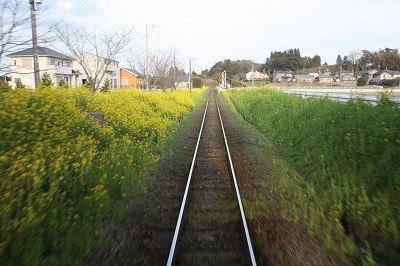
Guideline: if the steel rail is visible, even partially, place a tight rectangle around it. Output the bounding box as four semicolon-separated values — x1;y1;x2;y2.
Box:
166;100;209;266
216;97;257;266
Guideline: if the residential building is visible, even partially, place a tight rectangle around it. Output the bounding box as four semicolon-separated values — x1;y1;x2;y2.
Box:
8;46;79;88
73;52;120;89
335;70;355;81
322;69;332;75
120;68;144;89
318;74;334;83
273;70;293;82
175;75;192;89
293;74;315;82
245;70;268;81
372;69;400;83
358;69;378;83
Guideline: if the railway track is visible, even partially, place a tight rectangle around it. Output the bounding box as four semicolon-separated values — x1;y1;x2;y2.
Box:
167;90;256;266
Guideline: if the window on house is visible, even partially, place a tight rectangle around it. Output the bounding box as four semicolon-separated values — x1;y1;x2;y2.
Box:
22;59;32;68
66;61;71;67
50;59;56;65
14;60;17;66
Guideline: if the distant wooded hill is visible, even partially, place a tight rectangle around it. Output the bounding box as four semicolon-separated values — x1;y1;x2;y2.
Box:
201;48;400;82
202;60;264;81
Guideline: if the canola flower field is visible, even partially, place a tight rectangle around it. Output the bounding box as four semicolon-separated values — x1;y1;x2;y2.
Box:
223;88;399;264
0;87;205;264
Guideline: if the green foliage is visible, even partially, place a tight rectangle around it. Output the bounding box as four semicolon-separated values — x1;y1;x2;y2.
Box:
0;80;12;93
58;78;68;89
101;78;111;93
357;77;367;86
224;88;400;264
191;76;203;88
40;72;53;87
263;48;321;72
380;79;399;87
15;80;25;89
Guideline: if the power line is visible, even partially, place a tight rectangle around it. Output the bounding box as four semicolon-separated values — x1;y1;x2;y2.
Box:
78;0;120;26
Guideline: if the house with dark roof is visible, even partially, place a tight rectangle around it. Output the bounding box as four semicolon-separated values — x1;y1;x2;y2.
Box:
175;75;192;89
317;74;334;83
8;46;80;88
358;69;378;83
120;67;144;89
372;69;400;83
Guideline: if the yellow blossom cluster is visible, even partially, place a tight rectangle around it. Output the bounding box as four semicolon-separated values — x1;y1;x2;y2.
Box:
0;87;205;264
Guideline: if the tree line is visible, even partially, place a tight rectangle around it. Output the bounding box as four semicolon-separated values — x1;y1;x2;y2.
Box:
337;48;400;71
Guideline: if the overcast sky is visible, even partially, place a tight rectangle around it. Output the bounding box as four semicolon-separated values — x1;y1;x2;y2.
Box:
38;0;400;73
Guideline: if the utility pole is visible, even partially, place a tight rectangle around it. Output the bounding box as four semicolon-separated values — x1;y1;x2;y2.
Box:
224;70;227;89
189;58;192;92
251;60;254;88
30;0;41;89
173;50;179;90
145;24;156;90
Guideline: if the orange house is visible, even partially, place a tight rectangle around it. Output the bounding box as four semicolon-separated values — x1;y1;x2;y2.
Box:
120;68;144;89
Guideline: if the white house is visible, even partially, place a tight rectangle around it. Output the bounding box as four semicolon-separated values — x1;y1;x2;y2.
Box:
372;70;400;83
246;70;268;81
8;47;121;89
73;52;120;89
8;46;79;88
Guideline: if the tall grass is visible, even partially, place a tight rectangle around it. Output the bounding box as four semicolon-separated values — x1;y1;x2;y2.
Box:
0;87;205;265
224;88;399;264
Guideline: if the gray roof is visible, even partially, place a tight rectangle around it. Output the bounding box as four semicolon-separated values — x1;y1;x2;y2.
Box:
294;75;315;79
8;46;73;60
122;67;143;77
374;69;400;75
175;75;190;82
318;74;333;78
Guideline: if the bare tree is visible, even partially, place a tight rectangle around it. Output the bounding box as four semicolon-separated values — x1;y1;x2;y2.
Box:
127;50;146;81
348;50;362;72
52;20;133;92
0;0;31;74
128;49;184;91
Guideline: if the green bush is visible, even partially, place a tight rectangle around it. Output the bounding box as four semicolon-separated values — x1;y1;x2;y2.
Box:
380;79;399;87
101;78;111;93
15;80;25;89
58;78;68;89
0;80;12;93
357;77;367;86
40;72;53;87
